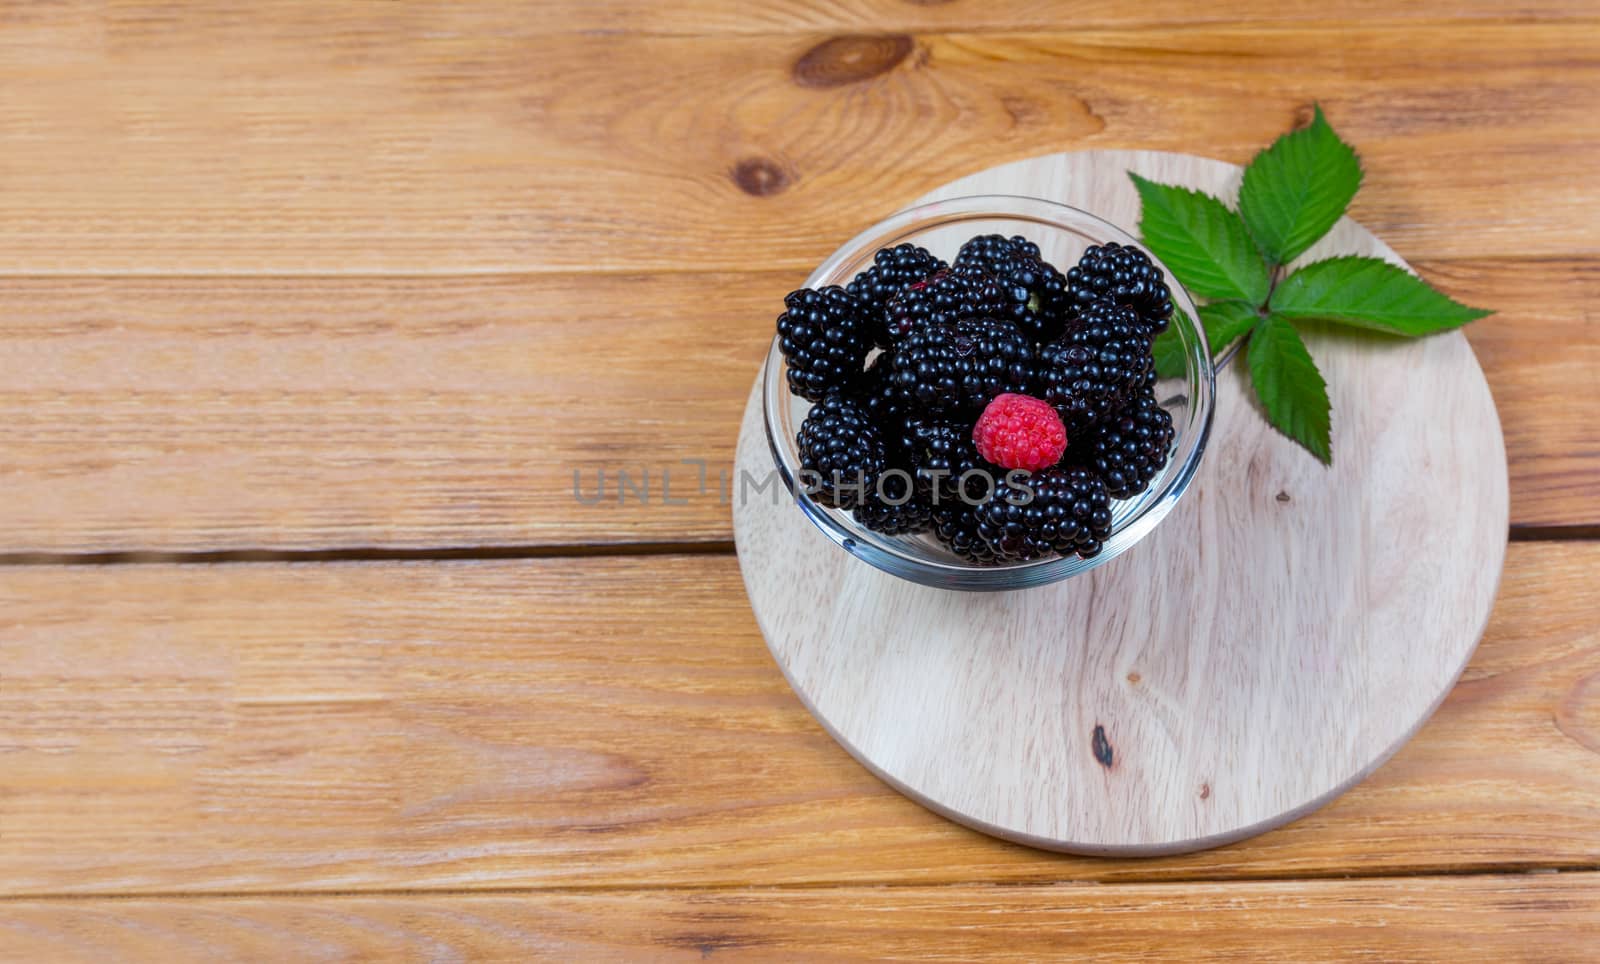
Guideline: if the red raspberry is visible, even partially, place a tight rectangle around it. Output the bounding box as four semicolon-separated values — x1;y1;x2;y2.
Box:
972;393;1067;472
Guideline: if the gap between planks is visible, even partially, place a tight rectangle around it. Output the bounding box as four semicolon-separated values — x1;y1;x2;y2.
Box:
0;16;1587;46
292;18;1600;41
572;17;1600;39
2;866;1597;904
0;254;1582;281
0;541;737;568
0;528;1588;568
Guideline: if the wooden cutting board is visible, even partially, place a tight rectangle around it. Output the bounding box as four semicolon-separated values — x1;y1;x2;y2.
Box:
732;150;1508;854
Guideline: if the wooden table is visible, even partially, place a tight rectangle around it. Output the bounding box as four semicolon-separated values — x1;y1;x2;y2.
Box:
1;2;1597;959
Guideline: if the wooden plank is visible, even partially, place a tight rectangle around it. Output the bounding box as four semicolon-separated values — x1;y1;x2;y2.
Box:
0;259;1589;555
0;272;773;553
1417;258;1600;529
1;875;1597;961
0;15;1596;273
1;543;1596;895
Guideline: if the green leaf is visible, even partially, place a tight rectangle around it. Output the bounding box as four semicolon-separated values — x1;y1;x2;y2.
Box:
1151;308;1191;379
1155;303;1257;378
1129;173;1271;304
1272;256;1492;335
1247;314;1332;464
1198;300;1260;356
1238;105;1363;264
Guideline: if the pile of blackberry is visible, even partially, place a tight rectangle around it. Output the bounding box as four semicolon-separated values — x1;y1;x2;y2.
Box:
776;234;1175;563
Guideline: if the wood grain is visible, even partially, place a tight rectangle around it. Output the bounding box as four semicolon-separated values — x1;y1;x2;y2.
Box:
2;875;1597;962
0;255;1588;554
0;13;1595;273
1;543;1595;895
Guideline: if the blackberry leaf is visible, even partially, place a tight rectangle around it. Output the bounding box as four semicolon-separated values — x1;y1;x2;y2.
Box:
1272;256;1492;335
1238;105;1363;264
1152;302;1256;379
1198;300;1260;356
1130;173;1271;304
1247;314;1332;464
1150;309;1190;380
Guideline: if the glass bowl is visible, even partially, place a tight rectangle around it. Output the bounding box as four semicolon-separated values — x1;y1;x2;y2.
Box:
763;194;1214;591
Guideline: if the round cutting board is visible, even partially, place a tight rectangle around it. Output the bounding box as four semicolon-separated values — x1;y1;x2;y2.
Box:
732;150;1508;855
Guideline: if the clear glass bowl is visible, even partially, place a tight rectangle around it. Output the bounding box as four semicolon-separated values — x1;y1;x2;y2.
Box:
763;195;1214;591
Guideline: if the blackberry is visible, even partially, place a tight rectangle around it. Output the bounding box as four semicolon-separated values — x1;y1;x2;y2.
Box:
930;501;999;564
776;286;873;401
1135;362;1159;394
889;316;1034;416
973;466;1113;561
882;261;1020;343
1073;391;1175;500
901;416;1001;503
955;234;1071;343
1067;242;1174;334
846;243;947;347
796;393;886;509
853;352;905;429
852;467;933;535
1034;301;1152;431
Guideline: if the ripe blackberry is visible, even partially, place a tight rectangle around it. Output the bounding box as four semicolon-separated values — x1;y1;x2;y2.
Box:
930;501;1000;564
956;234;1071;343
1066;242;1174;334
901;416;1000;503
853;352;905;429
1135;362;1159;394
852;468;933;535
973;466;1113;561
1073;391;1175;500
889;316;1034;416
846;244;947;346
796;393;886;509
1034;301;1153;431
776;286;872;401
882;261;1022;343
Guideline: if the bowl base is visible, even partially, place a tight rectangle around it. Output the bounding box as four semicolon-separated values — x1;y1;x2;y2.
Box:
731;149;1507;855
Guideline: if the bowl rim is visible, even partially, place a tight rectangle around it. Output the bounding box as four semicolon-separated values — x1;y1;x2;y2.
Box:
764;193;1216;591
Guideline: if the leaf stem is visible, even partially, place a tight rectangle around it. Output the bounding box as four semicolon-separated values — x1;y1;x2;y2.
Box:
1265;262;1288;308
1239;262;1286;351
1205;262;1284;367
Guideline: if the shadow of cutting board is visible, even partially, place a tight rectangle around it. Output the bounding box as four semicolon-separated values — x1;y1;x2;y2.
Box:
732;150;1508;854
